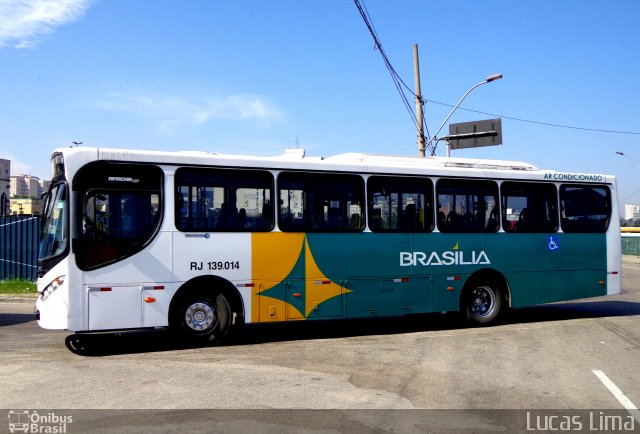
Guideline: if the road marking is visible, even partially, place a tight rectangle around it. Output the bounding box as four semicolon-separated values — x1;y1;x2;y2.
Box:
592;369;640;423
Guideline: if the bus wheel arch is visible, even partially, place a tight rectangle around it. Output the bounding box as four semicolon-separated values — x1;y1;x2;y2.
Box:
169;275;244;343
460;269;510;325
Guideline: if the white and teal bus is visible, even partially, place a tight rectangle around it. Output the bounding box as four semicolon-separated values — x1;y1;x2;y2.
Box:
36;147;621;344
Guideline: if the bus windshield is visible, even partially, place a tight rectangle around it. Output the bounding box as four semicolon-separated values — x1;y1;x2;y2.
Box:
39;183;68;260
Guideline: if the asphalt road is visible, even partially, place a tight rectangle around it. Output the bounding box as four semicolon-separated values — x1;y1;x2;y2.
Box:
1;258;639;432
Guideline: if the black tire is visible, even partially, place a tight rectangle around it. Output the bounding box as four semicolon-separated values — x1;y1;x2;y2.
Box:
171;291;231;345
462;282;502;325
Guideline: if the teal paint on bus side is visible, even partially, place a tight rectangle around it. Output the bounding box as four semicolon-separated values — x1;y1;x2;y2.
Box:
547;233;607;303
306;233;430;318
300;231;608;318
485;233;550;308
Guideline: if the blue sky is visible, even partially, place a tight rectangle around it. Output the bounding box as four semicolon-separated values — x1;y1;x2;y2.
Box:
1;0;639;209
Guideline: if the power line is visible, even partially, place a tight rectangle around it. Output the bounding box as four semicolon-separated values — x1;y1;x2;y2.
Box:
427;99;640;136
353;0;430;142
353;1;638;143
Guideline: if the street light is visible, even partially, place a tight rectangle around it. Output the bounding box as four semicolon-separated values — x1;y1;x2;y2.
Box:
616;151;640;168
427;73;503;156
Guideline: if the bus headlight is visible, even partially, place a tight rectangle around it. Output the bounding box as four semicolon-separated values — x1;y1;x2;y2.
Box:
40;276;65;301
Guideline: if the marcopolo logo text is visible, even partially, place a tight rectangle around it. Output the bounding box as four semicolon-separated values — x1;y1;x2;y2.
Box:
107;176;140;183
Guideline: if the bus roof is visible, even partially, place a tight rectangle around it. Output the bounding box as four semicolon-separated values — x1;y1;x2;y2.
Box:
322;151;538;171
54;146;615;184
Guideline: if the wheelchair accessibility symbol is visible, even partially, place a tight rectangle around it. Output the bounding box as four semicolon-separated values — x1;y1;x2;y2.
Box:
547;236;560;251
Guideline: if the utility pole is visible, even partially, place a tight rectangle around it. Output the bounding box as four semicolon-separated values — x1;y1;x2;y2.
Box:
413;44;426;157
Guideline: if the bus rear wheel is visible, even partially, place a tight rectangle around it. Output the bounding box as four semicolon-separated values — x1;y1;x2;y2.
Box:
172;291;231;344
462;283;502;325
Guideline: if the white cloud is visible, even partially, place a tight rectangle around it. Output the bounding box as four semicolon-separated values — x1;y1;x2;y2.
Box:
0;0;91;49
89;90;285;133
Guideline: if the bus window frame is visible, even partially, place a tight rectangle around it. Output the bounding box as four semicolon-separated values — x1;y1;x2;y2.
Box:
436;178;500;233
174;166;275;232
277;171;365;233
72;161;164;271
559;183;611;233
500;181;559;233
367;175;434;233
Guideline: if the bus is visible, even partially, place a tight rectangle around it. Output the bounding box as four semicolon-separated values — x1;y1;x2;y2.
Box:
36;147;621;344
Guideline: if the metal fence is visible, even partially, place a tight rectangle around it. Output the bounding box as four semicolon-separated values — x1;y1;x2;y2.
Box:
622;234;640;256
0;216;40;281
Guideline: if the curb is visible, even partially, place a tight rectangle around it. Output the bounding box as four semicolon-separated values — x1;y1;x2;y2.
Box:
0;295;38;304
622;254;640;264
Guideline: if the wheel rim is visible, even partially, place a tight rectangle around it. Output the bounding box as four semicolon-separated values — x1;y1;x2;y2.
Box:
184;301;218;332
470;286;496;318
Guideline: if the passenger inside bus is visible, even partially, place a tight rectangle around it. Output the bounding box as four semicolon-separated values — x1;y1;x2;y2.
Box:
515;208;529;232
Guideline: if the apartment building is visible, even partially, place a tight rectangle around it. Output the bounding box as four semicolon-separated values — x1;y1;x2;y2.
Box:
10;174;49;198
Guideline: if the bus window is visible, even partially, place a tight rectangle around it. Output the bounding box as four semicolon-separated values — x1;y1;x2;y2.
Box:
436;179;498;233
278;172;364;232
82;192;159;239
72;162;163;270
560;185;610;233
175;168;274;232
367;176;433;232
501;182;558;233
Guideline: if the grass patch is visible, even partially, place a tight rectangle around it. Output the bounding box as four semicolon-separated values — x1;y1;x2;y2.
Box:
0;280;37;294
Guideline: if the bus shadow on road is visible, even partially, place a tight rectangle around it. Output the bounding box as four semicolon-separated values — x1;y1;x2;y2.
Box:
0;313;35;327
64;315;465;356
229;300;640;346
64;329;201;356
509;300;640;324
64;299;640;356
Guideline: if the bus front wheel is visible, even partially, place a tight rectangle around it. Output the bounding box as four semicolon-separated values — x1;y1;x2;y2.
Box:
462;282;502;325
172;291;231;344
